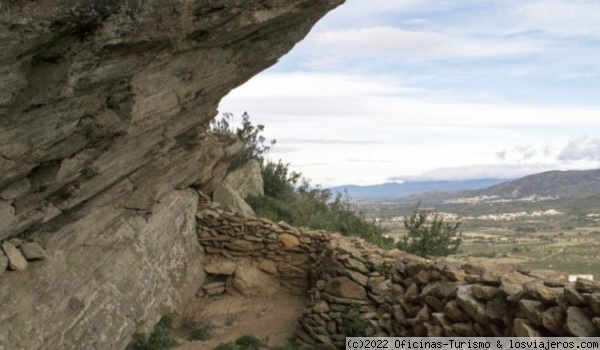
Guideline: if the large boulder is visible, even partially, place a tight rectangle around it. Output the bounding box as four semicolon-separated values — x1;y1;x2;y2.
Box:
213;181;255;216
231;265;280;297
0;190;205;349
325;276;367;300
224;160;265;198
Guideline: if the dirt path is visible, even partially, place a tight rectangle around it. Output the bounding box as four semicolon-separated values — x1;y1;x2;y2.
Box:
174;292;306;349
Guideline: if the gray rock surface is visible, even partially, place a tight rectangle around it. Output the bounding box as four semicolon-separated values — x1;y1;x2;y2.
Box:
213;181;256;216
0;190;204;349
456;285;487;324
19;242;47;260
205;262;237;276
232;265;279;297
0;0;342;348
514;318;541;337
224;160;264;198
0;249;9;274
0;0;343;240
1;241;28;271
567;306;599;336
325;277;366;300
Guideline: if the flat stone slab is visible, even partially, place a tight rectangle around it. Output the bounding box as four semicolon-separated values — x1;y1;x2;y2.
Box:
2;242;28;271
19;242;46;260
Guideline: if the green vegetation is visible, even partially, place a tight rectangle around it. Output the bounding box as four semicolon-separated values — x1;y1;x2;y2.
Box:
396;208;462;257
365;261;392;275
127;311;218;349
184;317;214;341
248;161;392;247
214;335;318;350
341;305;373;337
211;112;275;169
271;338;318;350
215;112;392;247
128;315;177;350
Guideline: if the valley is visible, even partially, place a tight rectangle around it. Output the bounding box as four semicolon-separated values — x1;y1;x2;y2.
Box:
359;192;600;280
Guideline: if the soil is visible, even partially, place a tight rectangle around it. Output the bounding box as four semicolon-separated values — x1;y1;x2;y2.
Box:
174;292;306;349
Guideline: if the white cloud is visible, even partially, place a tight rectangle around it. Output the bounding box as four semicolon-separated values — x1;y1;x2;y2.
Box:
314;0;435;29
218;0;600;187
223;72;600;127
312;26;541;61
224;72;405;99
513;0;600;38
405;18;431;26
558;136;600;163
282;138;380;145
315;27;446;56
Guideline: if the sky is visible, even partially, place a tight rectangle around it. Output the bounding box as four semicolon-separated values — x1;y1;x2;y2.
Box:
218;0;600;187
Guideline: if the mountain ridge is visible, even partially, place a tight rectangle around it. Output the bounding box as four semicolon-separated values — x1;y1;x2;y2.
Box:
402;168;600;204
330;168;600;202
329;178;510;200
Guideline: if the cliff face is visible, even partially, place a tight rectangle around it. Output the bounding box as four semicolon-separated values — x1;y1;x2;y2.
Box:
0;1;342;349
0;0;342;239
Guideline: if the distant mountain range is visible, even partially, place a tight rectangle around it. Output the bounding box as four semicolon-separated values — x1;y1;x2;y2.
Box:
330;168;600;202
403;168;600;204
329;179;510;200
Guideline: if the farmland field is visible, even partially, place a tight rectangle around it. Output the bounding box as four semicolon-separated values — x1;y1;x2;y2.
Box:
362;199;600;280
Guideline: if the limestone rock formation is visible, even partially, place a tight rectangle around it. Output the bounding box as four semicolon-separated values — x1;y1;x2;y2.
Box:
0;0;343;241
212;180;256;215
225;159;265;198
0;189;204;349
0;0;344;348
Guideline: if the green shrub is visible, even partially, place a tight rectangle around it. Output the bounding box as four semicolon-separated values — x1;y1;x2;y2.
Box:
365;262;392;275
261;159;300;200
396;207;462;257
272;338;319;350
216;113;392;248
128;315;177;350
248;160;392;247
215;336;319;350
179;316;214;341
214;343;237;350
341;305;373;337
235;335;263;350
211;112;275;169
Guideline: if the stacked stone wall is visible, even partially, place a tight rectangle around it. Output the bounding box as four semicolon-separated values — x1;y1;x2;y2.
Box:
196;199;334;293
196;201;600;349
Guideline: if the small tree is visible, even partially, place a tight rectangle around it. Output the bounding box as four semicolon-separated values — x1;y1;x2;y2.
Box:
210;112;276;168
261;159;301;200
397;208;461;257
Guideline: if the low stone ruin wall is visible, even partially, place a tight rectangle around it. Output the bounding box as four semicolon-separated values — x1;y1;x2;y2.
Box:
303;239;600;348
196;201;600;350
196;199;333;294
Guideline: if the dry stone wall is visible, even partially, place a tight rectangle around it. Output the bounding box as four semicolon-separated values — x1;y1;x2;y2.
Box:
196;198;333;294
196;202;600;350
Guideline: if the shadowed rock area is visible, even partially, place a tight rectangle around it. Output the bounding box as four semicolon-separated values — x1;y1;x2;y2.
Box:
0;1;343;349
